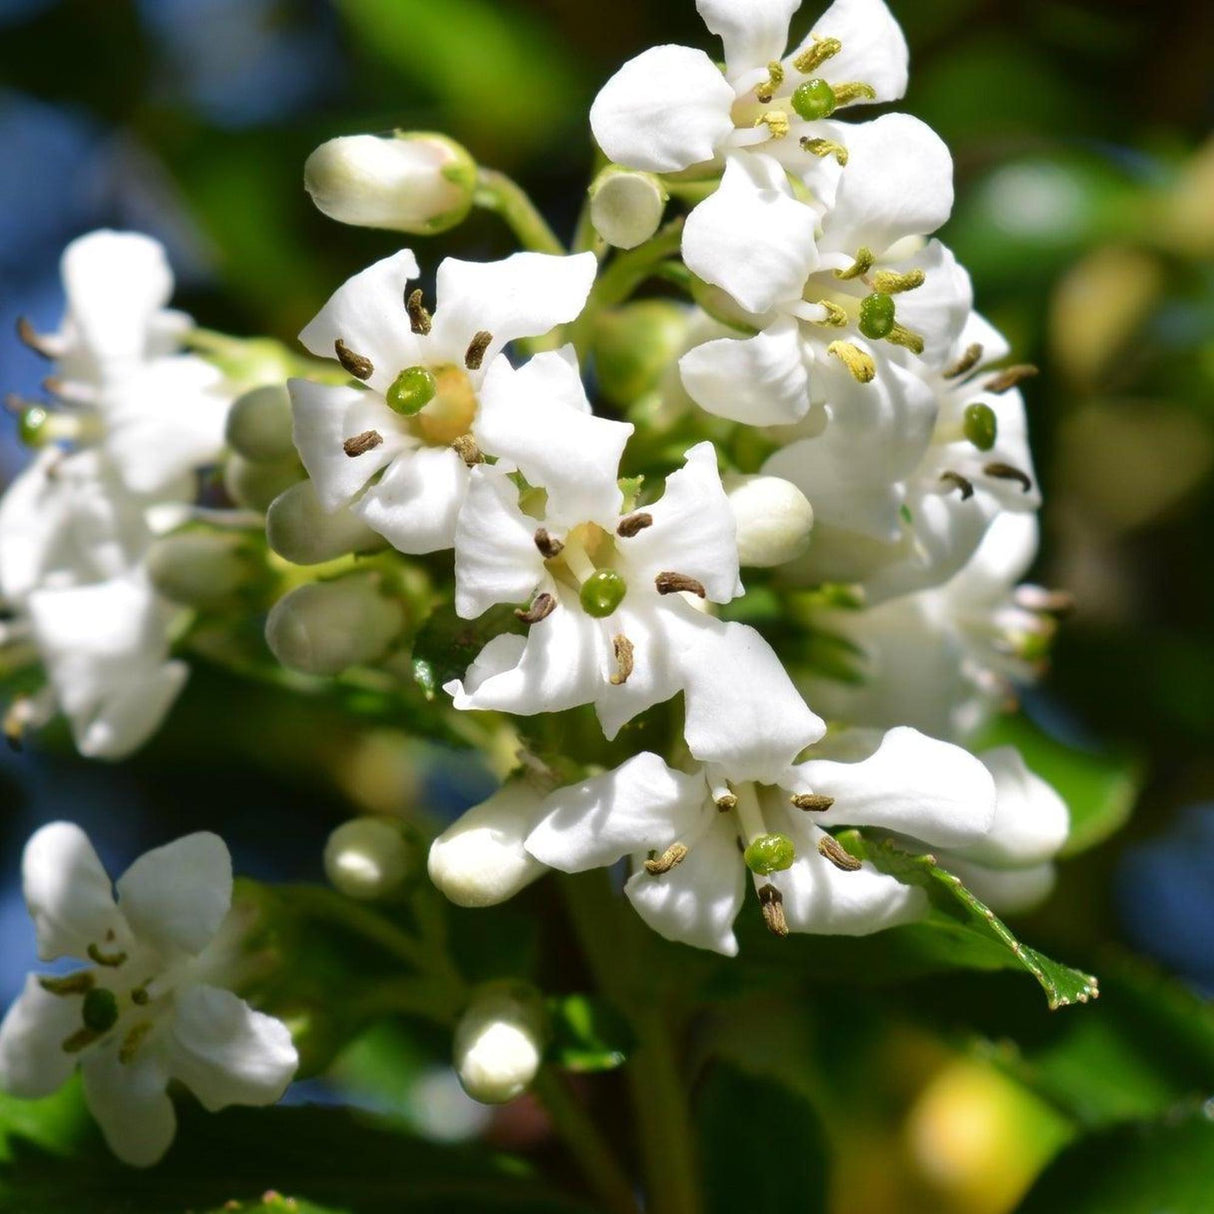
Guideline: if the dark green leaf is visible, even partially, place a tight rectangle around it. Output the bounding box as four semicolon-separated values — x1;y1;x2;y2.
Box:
411;603;523;702
547;994;634;1073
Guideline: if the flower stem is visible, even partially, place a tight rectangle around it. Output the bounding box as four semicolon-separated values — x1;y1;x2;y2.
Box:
288;885;434;972
475;169;565;256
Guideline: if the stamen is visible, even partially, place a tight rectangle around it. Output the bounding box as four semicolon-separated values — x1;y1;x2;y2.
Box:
534;528;564;559
654;572;707;598
758;884;789;938
715;792;738;813
985;365;1039;394
834;248;874;281
1014;586;1077;617
886;324;925;355
940;471;975;500
130;986;151;1006
406;289;432;336
818;835;862;872
644;842;688;875
343;430;383;457
756;110;791;140
811;300;849;328
790;793;835;812
827;341;876;383
755;60;785;105
61;1027;100;1054
792;35;842;75
872;269;926;295
452;435;484;466
515;593;557;625
610;634;635;686
832;82;878;106
617;512;654;538
800;137;849;165
119;1022;153;1065
464;330;493;371
944;344;984;379
39;972;95;997
984;462;1034;493
87;943;128;968
334;339;374;381
16;317;55;359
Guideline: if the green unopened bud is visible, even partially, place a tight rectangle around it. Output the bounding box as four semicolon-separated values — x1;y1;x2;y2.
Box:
792;78;837;122
725;475;814;568
304;132;477;235
963;402;999;452
386;366;437;416
146;529;267;610
594;301;690;408
226;383;295;463
859;293;896;341
324;817;412;901
579;569;627;618
744;833;797;876
266;479;385;566
454;981;546;1105
265;573;405;676
589;166;668;250
81;987;119;1034
224;452;305;513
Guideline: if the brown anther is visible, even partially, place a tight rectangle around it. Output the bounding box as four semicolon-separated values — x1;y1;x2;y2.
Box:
130;987;150;1006
464;330;493;371
1014;586;1077;617
16;317;52;358
655;572;706;598
4;393;26;414
984;462;1033;493
791;793;835;813
452;435;483;466
87;943;127;968
119;1021;153;1065
715;793;738;813
334;339;374;381
617;512;654;538
644;842;689;875
940;471;975;500
515;593;557;626
943;343;984;380
39;972;95;997
758;884;789;937
610;634;635;686
41;376;65;398
61;1027;100;1055
534;528;564;559
985;365;1039;395
406;289;432;336
343;429;383;457
818;835;862;872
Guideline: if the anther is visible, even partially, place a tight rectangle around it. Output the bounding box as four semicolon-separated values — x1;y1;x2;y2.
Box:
985;365;1039;395
406;289;432;336
984;463;1033;493
654;572;707;598
756;110;791;140
827;341;876;383
790;793;835;812
813;300;849;328
944;344;984;379
940;471;975;500
464;330;492;371
334;339;374;381
610;634;635;686
644;842;688;875
61;1027;100;1054
1014;586;1077;617
16;317;53;359
834;248;874;281
130;986;151;1006
792;35;842;76
886;324;925;355
831;82;878;106
755;60;785;105
343;429;383;457
515;592;557;625
800;137;848;165
818;835;862;872
758;884;789;938
119;1022;154;1065
715;792;738;813
534;528;564;559
39;972;95;997
873;269;926;295
617;512;654;538
87;943;128;968
452;435;484;466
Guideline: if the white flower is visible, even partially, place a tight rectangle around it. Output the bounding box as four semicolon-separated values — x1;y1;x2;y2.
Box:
525;727;997;956
590;0;907;178
289;248;596;554
0;824;298;1167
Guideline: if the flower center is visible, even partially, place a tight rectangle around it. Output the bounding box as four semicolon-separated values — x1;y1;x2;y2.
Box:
386;364;479;447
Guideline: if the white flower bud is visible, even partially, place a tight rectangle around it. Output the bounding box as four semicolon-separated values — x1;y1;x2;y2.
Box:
146;530;262;609
266;480;384;566
427;782;547;909
224;452;304;513
324;817;412;901
304;132;477;235
725;475;815;567
454;982;546;1105
226;384;295;464
589;166;667;250
265;572;405;676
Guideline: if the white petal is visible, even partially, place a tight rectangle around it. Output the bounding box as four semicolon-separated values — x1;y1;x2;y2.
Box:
454;468;546;619
621;442;742;602
889;241;974;369
82;1047;175;1168
474;350;631;527
168;985;297;1111
954;309;1011;368
0;973;83;1097
21;821;120;961
789;727;997;848
288;379;408;513
590;45;736;174
679;320;811;426
683;155;818;316
353;444;469;555
73;660;189;762
943;857;1057;915
698;0;798;78
526;753;706;872
298;249;424;395
116;833;232;957
802;0;909;104
949;511;1039;599
594;603;689;741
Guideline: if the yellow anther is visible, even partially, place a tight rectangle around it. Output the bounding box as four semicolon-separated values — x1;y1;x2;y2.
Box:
756;110;791;140
828;341;876;383
800;136;849;165
811;300;849;328
792;36;842;76
887;324;925;355
832;82;878;106
834;248;874;281
872;269;926;295
755;60;785;105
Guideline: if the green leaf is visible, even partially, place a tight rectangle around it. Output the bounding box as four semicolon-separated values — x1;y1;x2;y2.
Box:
837;831;1099;1010
1016;1108;1214;1213
547;994;634;1073
411;603;522;702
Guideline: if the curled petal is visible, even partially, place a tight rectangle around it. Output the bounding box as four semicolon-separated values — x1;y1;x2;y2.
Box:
799;0;909;104
353;444;469;555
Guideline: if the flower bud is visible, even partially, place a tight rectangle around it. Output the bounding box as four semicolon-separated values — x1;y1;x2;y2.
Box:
427;782;547;909
226;383;295;464
224;452;304;513
324;817;412;901
454;982;546;1105
266;480;385;566
589;166;667;250
304;132;477;235
146;529;268;610
265;572;405;676
594;301;691;408
725;475;814;567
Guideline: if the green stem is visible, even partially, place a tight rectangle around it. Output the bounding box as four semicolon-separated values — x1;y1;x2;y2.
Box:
475;169;565;255
288;884;435;973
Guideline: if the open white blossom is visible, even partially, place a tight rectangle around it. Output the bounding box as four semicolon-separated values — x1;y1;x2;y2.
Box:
0;824;298;1167
289;248;596;555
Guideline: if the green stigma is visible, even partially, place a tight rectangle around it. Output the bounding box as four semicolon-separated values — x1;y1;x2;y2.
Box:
791;79;837;122
81;987;119;1035
744;833;796;876
859;293;896;341
579;569;627;618
386;366;437;416
18;406;48;447
963;402;999;452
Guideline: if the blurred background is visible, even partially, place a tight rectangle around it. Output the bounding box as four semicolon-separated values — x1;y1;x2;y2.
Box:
0;1;1212;1210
